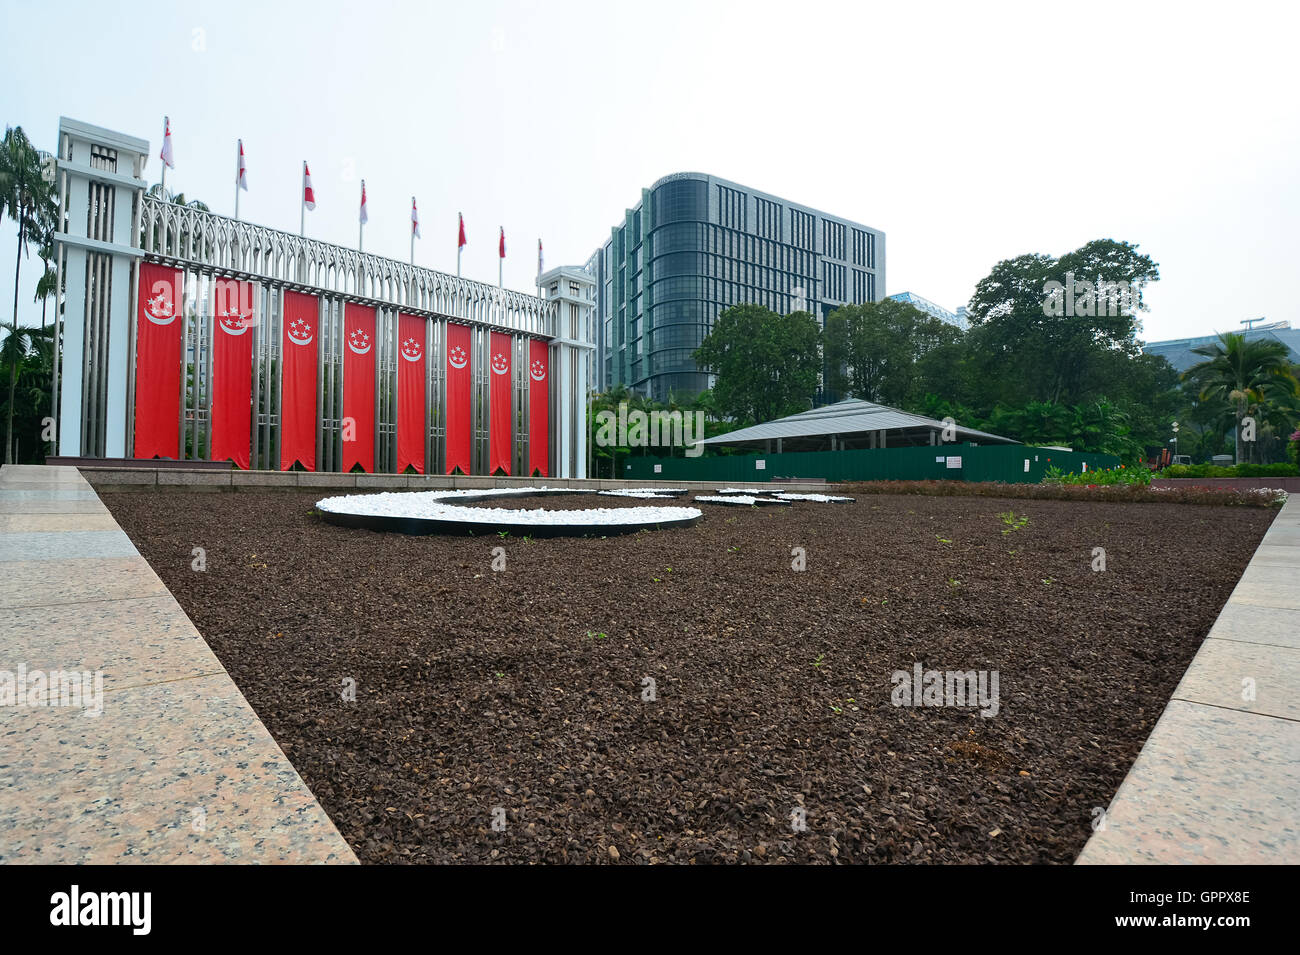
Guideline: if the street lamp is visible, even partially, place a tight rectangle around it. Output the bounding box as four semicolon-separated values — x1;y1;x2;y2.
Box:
1171;421;1179;459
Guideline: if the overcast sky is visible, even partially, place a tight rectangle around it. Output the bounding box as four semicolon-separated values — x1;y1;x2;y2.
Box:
2;0;1297;343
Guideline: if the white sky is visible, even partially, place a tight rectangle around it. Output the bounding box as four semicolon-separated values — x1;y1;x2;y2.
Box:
2;0;1297;343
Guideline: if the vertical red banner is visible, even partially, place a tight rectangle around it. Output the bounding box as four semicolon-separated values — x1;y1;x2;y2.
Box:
211;279;254;469
445;323;472;474
280;290;318;471
489;331;513;475
397;313;426;474
528;339;549;477
133;263;183;459
342;303;376;473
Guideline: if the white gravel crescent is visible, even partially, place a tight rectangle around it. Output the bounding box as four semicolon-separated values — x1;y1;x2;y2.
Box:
695;494;789;506
317;486;701;527
715;487;783;495
598;487;687;499
774;492;856;502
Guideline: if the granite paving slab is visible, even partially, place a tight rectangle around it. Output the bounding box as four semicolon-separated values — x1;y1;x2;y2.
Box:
1078;495;1299;864
0;464;356;864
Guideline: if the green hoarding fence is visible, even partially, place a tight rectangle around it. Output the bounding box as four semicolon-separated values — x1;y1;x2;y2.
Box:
622;444;1121;485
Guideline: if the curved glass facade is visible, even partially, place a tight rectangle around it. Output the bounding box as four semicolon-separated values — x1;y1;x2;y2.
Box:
590;173;884;403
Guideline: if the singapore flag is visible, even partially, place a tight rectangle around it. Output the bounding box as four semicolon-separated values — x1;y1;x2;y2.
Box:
303;162;316;210
411;197;420;238
159;116;175;169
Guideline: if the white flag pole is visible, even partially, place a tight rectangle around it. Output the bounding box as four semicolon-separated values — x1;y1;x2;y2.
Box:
410;196;416;267
300;161;306;237
457;213;463;278
359;180;365;252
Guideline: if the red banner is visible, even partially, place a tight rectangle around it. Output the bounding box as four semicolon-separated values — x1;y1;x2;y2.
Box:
489;331;512;475
133;263;183;459
342;303;376;473
210;279;254;469
445;323;472;474
528;339;549;477
280;290;318;471
397;312;426;474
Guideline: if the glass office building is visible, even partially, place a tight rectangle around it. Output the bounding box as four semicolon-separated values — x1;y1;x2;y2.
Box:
887;291;969;331
587;172;886;401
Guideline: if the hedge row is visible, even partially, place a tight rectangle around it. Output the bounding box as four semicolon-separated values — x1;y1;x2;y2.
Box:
834;480;1286;507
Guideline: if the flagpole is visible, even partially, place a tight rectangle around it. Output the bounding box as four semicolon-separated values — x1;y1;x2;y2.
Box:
300;160;306;237
410;196;415;267
359;180;364;252
159;116;168;202
457;212;462;278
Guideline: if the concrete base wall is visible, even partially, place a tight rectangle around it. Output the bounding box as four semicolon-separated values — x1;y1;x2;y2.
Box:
78;468;826;494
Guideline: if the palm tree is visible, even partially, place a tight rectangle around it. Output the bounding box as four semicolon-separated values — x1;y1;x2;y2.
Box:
0;126;56;463
1;319;45;462
1184;333;1299;463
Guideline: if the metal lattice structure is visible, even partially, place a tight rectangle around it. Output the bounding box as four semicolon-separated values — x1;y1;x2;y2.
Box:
140;196;554;334
52;117;595;477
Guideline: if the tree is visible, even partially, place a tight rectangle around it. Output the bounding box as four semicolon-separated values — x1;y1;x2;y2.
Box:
0;125;56;463
825;299;962;407
965;239;1159;408
0;320;52;463
692;304;822;425
1183;333;1299;464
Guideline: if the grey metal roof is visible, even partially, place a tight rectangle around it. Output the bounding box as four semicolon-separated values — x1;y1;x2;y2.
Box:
700;399;1017;446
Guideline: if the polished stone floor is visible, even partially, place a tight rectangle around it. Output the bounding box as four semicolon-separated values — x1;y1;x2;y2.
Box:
0;464;355;863
1078;494;1300;864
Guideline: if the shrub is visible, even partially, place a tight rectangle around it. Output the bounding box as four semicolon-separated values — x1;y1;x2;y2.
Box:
834;479;1284;507
1042;465;1153;487
1159;462;1300;479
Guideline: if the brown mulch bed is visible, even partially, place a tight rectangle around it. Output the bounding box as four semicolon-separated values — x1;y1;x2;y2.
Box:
102;490;1275;864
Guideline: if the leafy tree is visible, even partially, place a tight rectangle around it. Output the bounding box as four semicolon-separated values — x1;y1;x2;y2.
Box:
0;321;53;463
823;299;962;408
965;239;1159;407
1183;333;1299;463
1;125;57;461
692;304;821;424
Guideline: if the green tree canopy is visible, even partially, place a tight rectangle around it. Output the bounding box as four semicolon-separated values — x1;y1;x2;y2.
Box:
692;304;822;424
965;239;1159;407
823;299;963;408
1183;332;1299;462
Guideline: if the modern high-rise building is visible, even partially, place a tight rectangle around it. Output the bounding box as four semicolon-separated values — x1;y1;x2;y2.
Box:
588;172;885;401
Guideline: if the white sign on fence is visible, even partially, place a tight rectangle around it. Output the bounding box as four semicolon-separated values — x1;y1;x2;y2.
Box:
946;456;963;469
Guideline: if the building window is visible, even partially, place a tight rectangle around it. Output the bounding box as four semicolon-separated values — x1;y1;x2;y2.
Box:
791;209;814;251
822;220;846;260
823;262;846;301
755;196;781;239
718;184;747;231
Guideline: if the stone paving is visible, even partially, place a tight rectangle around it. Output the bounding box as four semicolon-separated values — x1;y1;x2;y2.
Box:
1078;494;1300;864
0;464;356;863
